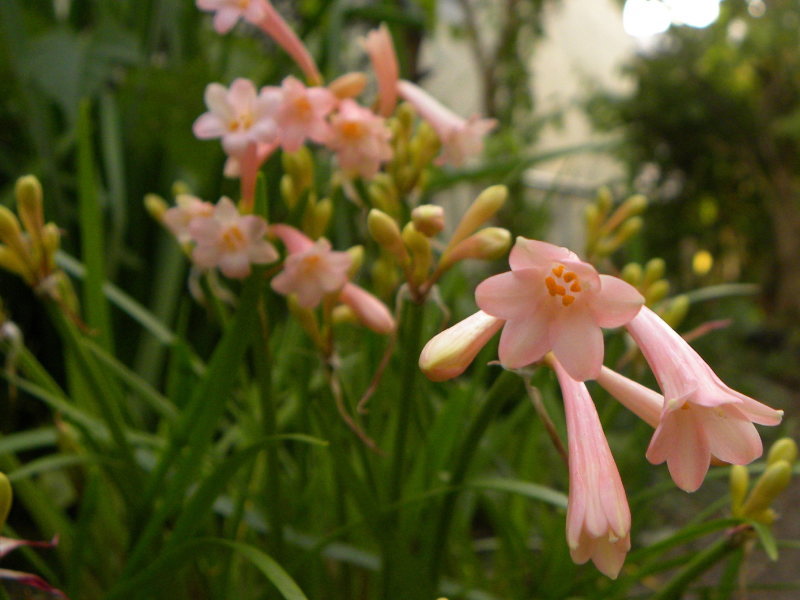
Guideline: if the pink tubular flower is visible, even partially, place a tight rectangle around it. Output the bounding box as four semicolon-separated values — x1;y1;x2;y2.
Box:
553;358;631;579
271;238;352;308
625;307;783;492
193;78;279;156
327;99;393;179
397;79;497;166
163;195;214;244
475;237;644;381
362;24;399;117
596;366;662;428
196;0;268;33
419;311;504;381
258;2;322;85
188;197;278;278
268;76;336;152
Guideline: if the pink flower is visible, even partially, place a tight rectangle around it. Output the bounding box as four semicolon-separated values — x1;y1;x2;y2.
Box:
475;238;644;381
625;307;783;492
419;311;504;381
397;79;497;166
271;238;352;308
258;2;322;85
163;194;214;244
193;78;279;156
362;24;399;117
596;366;662;428
553;358;631;579
196;0;269;33
188;197;278;278
327;100;393;179
267;76;336;152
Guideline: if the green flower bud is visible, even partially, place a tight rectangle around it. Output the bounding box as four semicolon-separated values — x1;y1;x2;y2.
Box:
411;204;445;237
444;185;507;256
645;279;670;305
15;175;44;239
620;262;643;286
643;258;667;287
767;438;797;467
367;209;408;263
730;464;750;517
0;472;11;529
144;194;168;222
742;460;792;516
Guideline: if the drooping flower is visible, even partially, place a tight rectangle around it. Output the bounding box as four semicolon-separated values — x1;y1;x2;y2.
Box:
326;99;393;179
196;0;269;33
193;78;279;157
475;237;644;381
624;307;783;492
553;357;631;579
596;365;662;428
267;76;337;152
163;194;214;244
188;197;278;278
419;310;504;381
362;24;399;117
271;238;352;308
397;79;497;166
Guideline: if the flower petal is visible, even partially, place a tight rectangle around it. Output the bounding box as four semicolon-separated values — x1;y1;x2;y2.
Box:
508;238;574;271
590;275;644;328
497;312;550;368
550;309;603;381
475;269;546;321
647;408;710;492
704;405;763;465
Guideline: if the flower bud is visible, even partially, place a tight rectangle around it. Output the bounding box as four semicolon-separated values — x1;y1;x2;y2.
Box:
660;294;689;328
643;258;666;287
444;185;507;254
644;279;670;305
439;227;511;272
144;194;168;222
742;460;792;516
617;193;647;220
620;262;642;287
419;311;504;381
328;72;368;99
411;204;445;237
282;146;314;194
750;508;777;525
331;304;358;326
280;174;298;210
0;207;25;257
595;186;613;218
0;472;11;529
41;223;61;271
303;197;332;240
767;437;797;467
15;175;44;239
367;209;408;263
0;246;31;280
339;283;395;334
367;174;399;215
730;464;749;517
402;223;432;285
371;253;400;298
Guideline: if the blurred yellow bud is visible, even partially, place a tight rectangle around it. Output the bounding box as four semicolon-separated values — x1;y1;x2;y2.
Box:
444;185;507;255
371;253;401;298
645;279;670;305
144;194;168;222
346;245;364;278
367;209;408;263
595;186;613;218
660;294;690;328
439;227;511;272
328;72;368;99
742;460;792;516
303;197;332;240
585;204;601;233
367;174;399;215
0;246;30;280
749;508;778;526
280;174;297;210
619;193;647;218
282;146;314;194
0;472;11;529
767;438;797;467
331;304;358;326
0;207;23;248
692;250;714;276
41;223;61;266
15;175;44;239
730;464;750;517
402;223;432;285
621;263;643;286
411;204;445;237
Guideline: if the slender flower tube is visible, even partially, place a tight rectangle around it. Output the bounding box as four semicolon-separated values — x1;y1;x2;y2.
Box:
475;237;644;381
419;311;504;381
257;2;322;85
271;238;352;308
553;358;631;579
596;366;662;428
397;79;497;166
362;24;399;117
327;100;393;179
188;197;278;278
625;307;783;492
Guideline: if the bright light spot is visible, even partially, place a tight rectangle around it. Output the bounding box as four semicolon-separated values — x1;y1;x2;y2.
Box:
692;250;714;276
623;0;671;38
667;0;720;28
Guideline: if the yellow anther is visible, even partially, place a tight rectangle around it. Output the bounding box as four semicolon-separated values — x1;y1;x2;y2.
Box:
222;226;246;251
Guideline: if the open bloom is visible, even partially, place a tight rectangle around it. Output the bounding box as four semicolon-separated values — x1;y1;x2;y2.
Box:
362;24;399;117
475;238;644;381
326;99;393;179
624;307;783;492
397;80;497;166
196;0;268;33
266;76;336;152
553;358;631;579
193;78;279;156
271;238;352;308
163;195;214;244
188;197;278;278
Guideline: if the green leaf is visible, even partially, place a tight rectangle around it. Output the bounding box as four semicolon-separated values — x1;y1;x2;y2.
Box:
467;477;568;509
750;521;779;561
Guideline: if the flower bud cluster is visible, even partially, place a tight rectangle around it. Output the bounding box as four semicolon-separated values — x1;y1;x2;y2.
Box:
585;188;647;260
731;437;797;525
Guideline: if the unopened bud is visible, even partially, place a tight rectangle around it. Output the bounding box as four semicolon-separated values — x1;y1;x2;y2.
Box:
395;102;415;135
661;294;689;328
767;438;797;467
0;207;24;254
620;263;643;286
643;258;666;287
371;254;400;298
282;147;314;194
730;464;750;517
280;175;297;210
367;209;408;263
742;460;792;516
645;279;670;305
15;175;44;239
750;508;778;526
0;472;12;528
439;228;511;272
328;72;368;99
585;204;601;233
144;194;168;222
411;204;445;237
346;245;364;278
596;187;613;218
618;194;647;219
367;174;399;215
403;223;432;285
411;121;440;169
331;304;358;326
0;246;31;280
287;295;323;347
171;181;191;197
445;185;507;254
303;197;332;240
41;223;61;267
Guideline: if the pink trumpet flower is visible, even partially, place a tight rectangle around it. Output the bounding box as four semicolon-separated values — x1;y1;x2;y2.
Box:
271;238;352;308
397;79;497;166
553;358;631;579
475;238;644;381
267;76;337;152
188;197;278;278
163;195;214;244
419;310;504;381
196;0;269;33
625;307;783;492
327;100;393;180
362;24;399;117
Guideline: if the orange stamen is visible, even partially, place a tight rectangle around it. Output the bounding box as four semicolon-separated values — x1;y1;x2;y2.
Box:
562;295;575;306
552;265;564;277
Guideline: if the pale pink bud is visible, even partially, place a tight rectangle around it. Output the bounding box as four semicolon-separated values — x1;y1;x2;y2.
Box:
410;204;445;237
338;282;395;334
553;358;631;579
196;0;269;33
362;24;399;117
419;311;504;381
329;72;368;100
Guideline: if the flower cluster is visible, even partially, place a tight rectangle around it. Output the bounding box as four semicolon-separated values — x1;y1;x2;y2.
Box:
420;237;782;577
